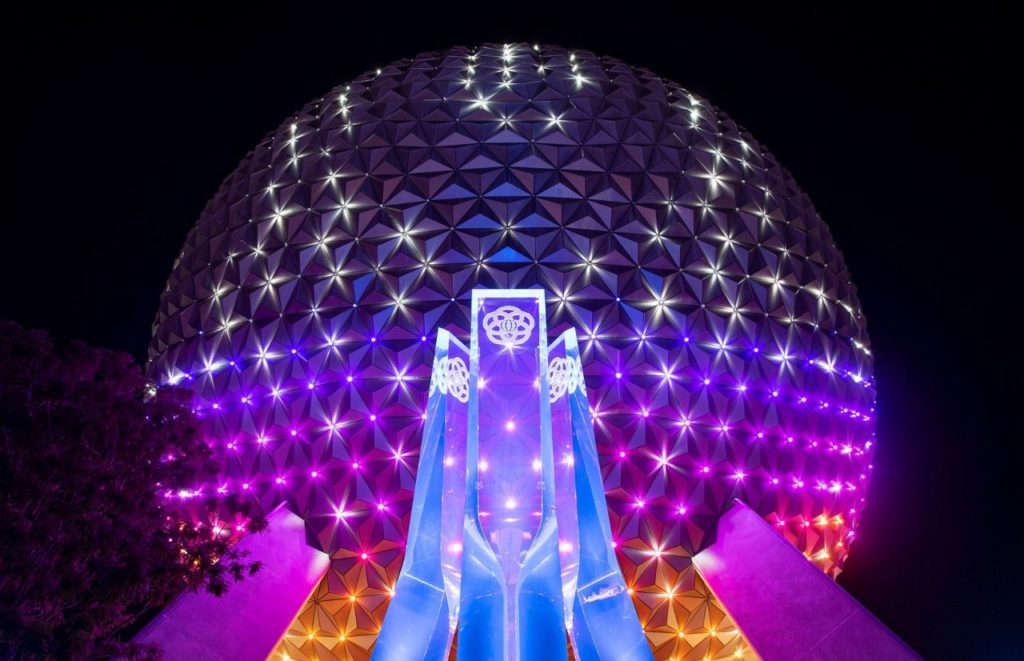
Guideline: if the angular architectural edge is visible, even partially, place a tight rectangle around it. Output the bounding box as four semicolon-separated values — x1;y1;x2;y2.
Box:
692;501;918;660
134;506;330;661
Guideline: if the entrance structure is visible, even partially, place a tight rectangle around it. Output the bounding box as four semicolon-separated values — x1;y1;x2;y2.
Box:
373;290;651;660
141;43;919;659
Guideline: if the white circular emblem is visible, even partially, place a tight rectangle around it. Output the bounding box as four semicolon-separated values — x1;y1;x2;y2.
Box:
482;305;535;346
548;355;585;402
429;355;444;396
429;356;469;403
445;357;470;403
548;357;572;402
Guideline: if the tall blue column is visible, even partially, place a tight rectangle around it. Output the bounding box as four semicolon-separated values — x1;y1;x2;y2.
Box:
458;290;567;660
552;329;653;661
374;289;651;661
373;330;469;660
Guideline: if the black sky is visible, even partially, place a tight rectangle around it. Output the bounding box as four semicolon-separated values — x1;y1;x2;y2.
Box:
2;5;1017;658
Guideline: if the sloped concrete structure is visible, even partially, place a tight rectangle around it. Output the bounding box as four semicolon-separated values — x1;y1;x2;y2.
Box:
693;501;918;660
134;507;328;660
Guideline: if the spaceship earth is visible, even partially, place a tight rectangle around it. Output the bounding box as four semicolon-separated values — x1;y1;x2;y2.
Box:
149;42;876;660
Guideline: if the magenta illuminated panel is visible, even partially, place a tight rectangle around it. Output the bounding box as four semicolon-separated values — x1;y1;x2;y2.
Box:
692;501;919;660
134;507;329;660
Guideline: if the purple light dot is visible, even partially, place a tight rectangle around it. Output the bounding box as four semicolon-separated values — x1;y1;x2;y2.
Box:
370;337;377;343
311;470;319;478
615;371;622;379
421;335;427;341
290;429;298;437
346;375;354;382
703;378;711;385
369;414;377;422
619;450;627;458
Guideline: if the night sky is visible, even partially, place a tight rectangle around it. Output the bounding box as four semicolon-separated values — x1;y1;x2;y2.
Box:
3;6;1015;658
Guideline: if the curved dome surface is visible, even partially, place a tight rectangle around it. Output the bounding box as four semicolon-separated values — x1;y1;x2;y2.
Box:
150;42;875;660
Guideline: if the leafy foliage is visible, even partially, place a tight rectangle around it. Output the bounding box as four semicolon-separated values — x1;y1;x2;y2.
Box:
0;321;265;660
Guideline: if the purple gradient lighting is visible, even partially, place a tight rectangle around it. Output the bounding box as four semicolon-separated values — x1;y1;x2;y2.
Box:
147;42;878;660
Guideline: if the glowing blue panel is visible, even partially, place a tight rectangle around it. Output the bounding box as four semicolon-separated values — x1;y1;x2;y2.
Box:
374;289;650;661
374;331;469;660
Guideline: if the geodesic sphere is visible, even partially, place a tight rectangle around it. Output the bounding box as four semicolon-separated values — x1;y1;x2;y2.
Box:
149;42;875;641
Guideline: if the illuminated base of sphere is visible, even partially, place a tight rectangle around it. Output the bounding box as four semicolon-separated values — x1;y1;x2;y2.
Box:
135;296;911;660
133;502;917;660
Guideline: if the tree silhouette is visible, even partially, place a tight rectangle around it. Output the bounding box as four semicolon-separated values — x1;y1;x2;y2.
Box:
0;321;265;660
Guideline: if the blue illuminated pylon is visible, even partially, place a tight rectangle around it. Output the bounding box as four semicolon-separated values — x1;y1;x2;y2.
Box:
374;289;651;661
370;329;468;658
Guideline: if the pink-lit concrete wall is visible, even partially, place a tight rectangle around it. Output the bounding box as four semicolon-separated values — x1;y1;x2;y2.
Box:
134;506;329;660
693;501;919;660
